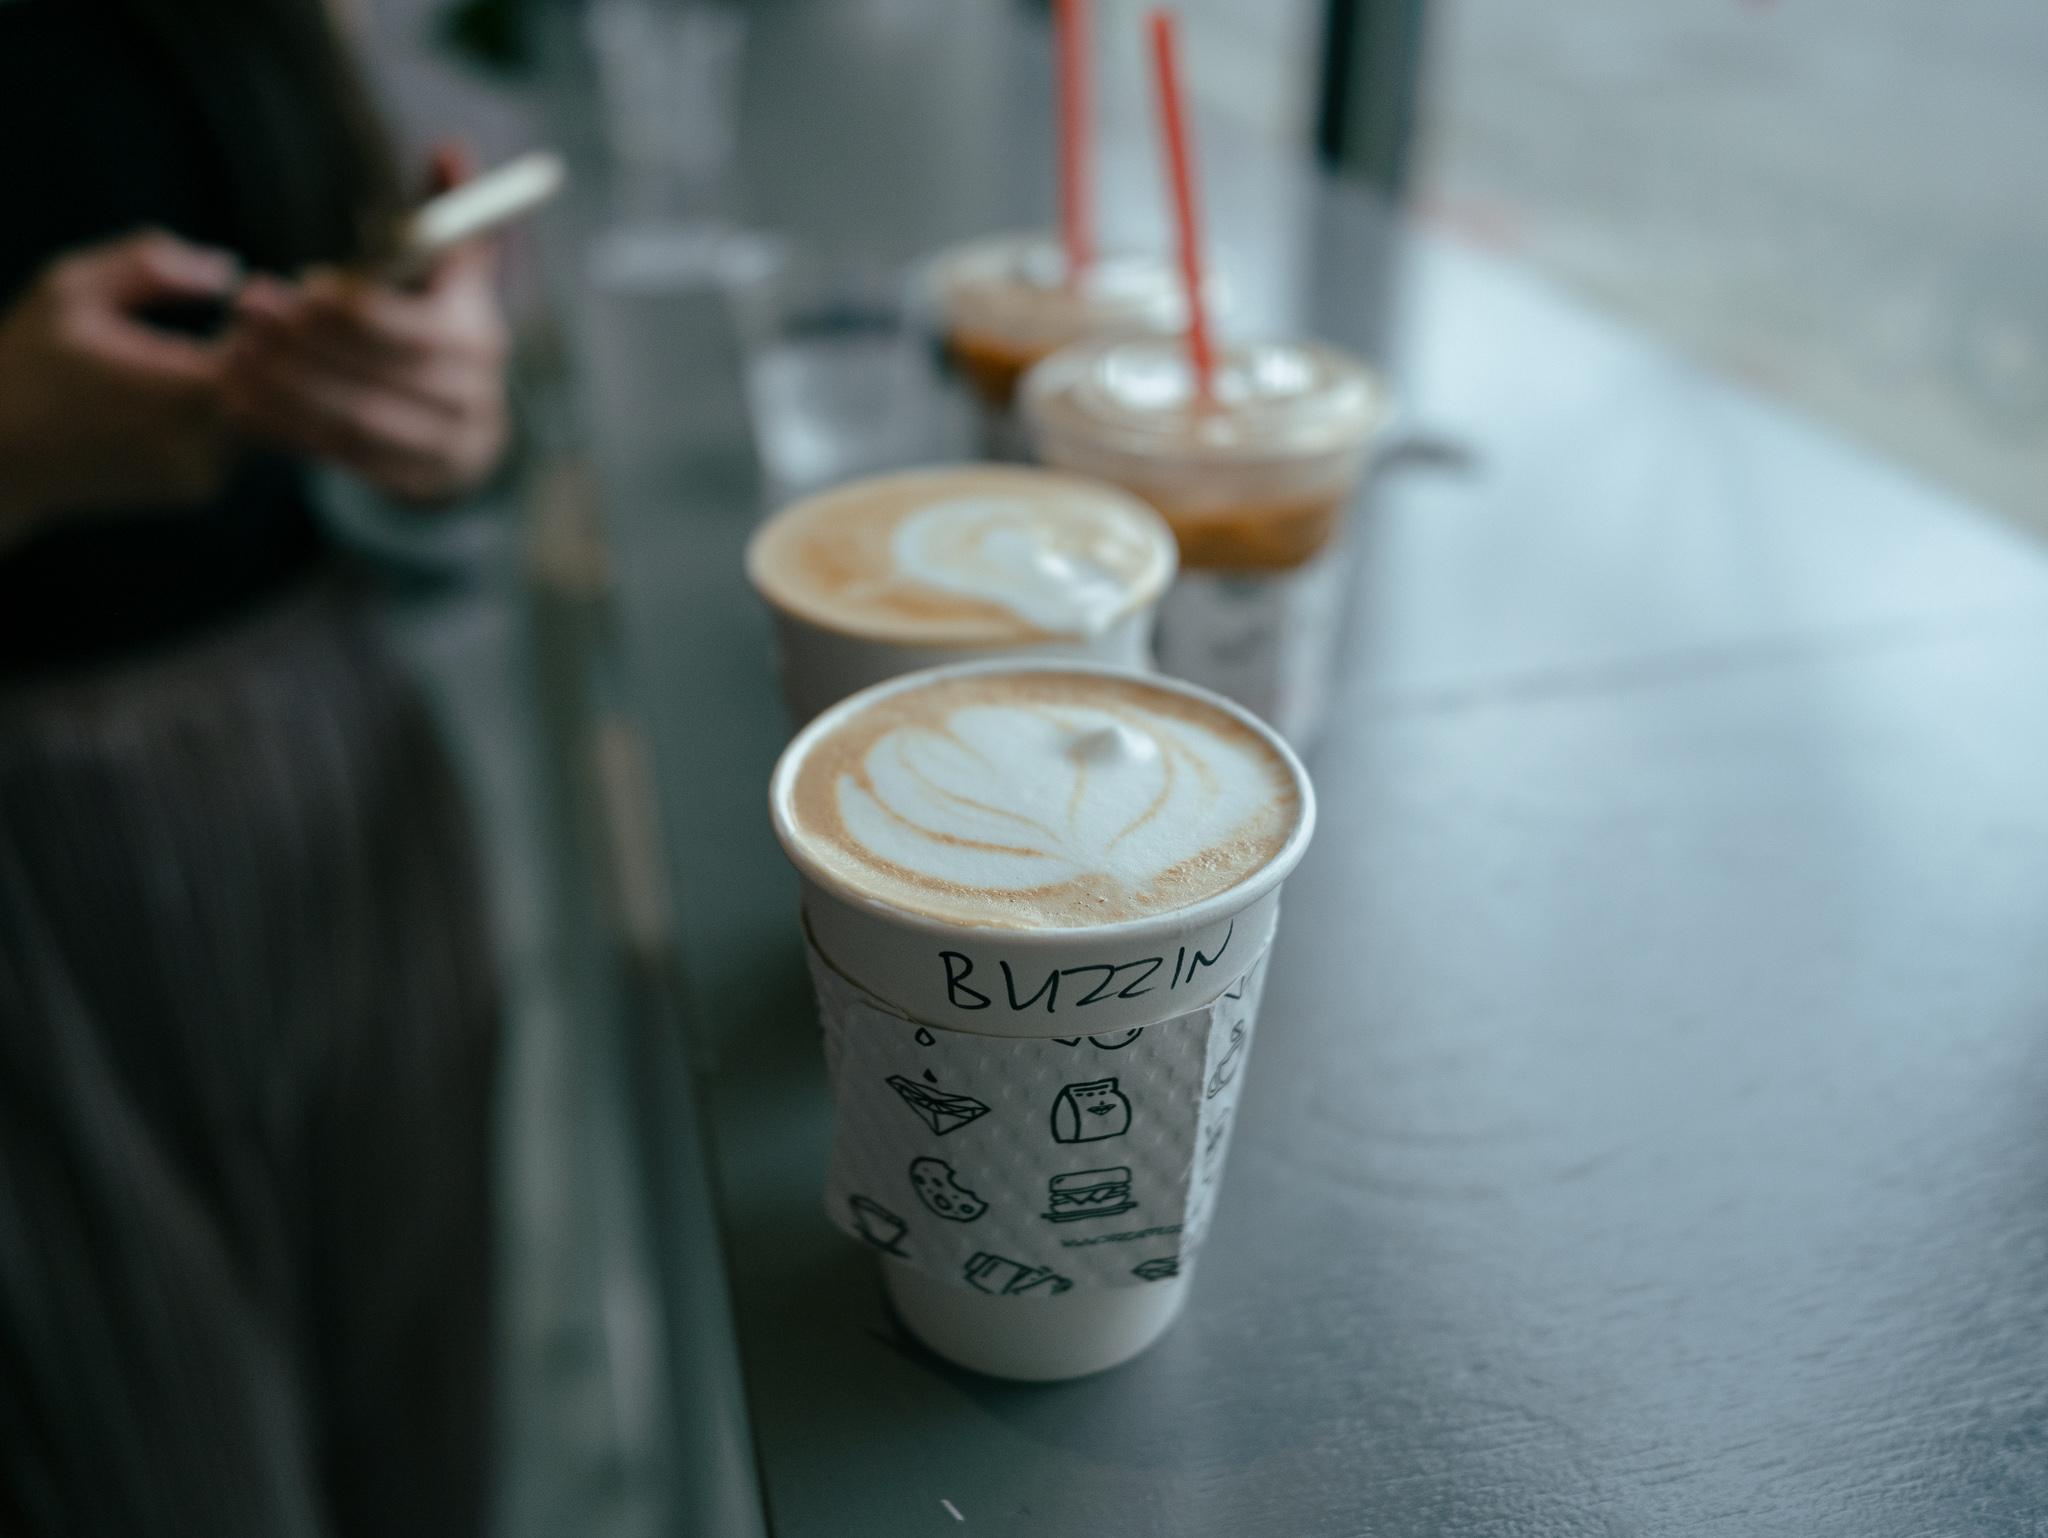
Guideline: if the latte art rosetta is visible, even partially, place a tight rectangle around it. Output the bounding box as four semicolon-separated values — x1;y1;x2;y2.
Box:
781;671;1305;929
844;707;1198;890
837;702;1277;908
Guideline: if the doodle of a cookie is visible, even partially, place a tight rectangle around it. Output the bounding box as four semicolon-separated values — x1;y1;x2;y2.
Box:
908;1157;988;1222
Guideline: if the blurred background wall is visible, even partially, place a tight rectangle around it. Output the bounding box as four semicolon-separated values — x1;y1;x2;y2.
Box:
364;0;2048;534
1119;0;2048;532
1416;0;2047;532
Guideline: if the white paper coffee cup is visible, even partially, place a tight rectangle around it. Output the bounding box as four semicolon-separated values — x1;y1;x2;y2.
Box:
745;466;1178;725
1151;535;1354;751
769;661;1316;1380
760;604;1161;727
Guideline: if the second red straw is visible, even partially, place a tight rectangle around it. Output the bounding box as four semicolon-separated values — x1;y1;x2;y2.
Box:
1147;7;1215;401
1056;0;1093;280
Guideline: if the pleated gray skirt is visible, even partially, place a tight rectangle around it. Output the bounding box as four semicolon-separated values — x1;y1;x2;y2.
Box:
0;574;498;1538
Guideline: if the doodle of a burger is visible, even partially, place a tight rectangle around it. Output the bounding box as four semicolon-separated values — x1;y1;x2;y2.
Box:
1043;1166;1137;1222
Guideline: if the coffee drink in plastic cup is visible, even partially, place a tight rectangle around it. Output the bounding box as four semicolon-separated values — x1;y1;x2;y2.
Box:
769;661;1316;1380
931;234;1192;409
1023;337;1390;749
928;233;1201;457
746;465;1178;723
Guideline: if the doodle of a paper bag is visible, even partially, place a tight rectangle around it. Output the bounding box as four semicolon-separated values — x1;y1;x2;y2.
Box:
1051;1078;1132;1143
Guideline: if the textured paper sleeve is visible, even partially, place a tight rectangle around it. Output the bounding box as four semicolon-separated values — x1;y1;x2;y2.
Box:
810;940;1267;1293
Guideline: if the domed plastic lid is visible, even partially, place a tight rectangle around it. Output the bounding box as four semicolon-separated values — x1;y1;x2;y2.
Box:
1025;336;1387;461
932;233;1192;348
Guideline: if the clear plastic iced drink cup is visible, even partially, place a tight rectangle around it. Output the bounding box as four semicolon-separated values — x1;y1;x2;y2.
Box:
930;233;1192;409
1024;337;1391;748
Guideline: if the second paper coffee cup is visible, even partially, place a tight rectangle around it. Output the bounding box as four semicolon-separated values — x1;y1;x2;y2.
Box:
745;465;1177;725
769;660;1316;1380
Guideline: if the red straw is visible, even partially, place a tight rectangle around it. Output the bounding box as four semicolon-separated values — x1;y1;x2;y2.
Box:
1146;8;1215;402
1056;0;1093;281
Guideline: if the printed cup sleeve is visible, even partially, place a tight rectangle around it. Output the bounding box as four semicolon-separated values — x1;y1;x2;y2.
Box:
810;938;1269;1292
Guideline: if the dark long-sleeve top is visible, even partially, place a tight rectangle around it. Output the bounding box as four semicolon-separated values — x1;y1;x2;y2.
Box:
0;0;341;678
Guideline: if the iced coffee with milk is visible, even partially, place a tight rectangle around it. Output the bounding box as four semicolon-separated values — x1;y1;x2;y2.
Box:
771;661;1315;1380
746;465;1177;723
928;234;1195;453
1024;336;1389;748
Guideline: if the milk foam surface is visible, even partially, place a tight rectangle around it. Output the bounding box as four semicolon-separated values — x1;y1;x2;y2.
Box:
890;496;1138;636
748;467;1174;644
781;670;1303;929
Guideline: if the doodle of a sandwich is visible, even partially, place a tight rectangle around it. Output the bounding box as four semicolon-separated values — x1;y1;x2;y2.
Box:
1042;1166;1137;1222
885;1074;990;1136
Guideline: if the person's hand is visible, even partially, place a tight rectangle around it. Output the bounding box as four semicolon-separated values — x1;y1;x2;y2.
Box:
0;230;236;542
222;145;511;506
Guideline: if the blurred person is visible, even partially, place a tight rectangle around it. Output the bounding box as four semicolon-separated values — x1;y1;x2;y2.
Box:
0;1;508;1535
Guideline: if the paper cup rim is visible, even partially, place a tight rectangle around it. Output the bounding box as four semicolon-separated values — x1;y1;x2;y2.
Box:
743;463;1179;647
768;659;1318;945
